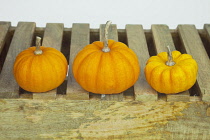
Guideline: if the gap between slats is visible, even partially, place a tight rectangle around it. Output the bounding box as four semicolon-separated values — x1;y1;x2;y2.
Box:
0;23;14;74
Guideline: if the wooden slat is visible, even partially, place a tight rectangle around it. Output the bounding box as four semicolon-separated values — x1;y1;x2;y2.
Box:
99;24;124;101
152;25;190;101
0;22;35;98
126;24;157;101
178;25;210;102
0;22;11;72
32;23;64;100
66;24;90;100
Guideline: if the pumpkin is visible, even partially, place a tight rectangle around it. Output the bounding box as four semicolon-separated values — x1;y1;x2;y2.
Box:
73;21;140;94
144;46;198;94
13;36;68;92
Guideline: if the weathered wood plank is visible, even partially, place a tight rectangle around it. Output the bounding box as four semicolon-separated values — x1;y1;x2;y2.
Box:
0;22;35;98
0;99;210;139
152;25;190;101
99;23;124;101
32;23;64;100
126;24;157;101
42;23;64;50
152;25;176;52
0;22;11;73
66;24;90;100
178;25;210;102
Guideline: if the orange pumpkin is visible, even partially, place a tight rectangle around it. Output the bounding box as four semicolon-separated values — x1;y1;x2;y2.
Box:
144;46;198;94
13;37;68;92
73;21;140;94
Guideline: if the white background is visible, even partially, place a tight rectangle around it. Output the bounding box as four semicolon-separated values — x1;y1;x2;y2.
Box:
0;0;210;29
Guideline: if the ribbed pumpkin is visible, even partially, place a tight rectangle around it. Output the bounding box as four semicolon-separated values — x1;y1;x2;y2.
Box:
73;21;140;94
144;46;198;94
13;37;68;92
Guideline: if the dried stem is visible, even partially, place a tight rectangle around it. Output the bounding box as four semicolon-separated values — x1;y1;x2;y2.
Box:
102;21;112;52
166;46;175;66
34;36;43;55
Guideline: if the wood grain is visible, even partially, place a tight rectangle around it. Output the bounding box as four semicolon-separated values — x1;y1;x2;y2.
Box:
32;23;64;100
99;24;124;101
126;24;157;101
152;25;190;101
178;25;210;102
66;23;90;100
0;99;210;139
207;107;210;116
0;22;35;98
42;23;64;50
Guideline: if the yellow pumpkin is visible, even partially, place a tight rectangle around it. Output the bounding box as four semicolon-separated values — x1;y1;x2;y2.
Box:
73;39;140;94
13;37;68;92
144;47;198;94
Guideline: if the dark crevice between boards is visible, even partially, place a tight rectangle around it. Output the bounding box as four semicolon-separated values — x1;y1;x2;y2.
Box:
199;29;210;59
119;29;135;101
145;30;157;56
57;28;71;95
19;28;45;97
118;29;128;45
0;27;14;74
90;29;99;43
172;29;201;97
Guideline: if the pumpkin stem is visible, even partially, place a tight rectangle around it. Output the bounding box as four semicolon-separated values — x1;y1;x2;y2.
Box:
34;36;43;55
166;46;175;66
102;21;112;52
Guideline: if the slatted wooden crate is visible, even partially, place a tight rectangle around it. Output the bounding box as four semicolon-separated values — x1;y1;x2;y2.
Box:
1;22;210;139
1;22;210;102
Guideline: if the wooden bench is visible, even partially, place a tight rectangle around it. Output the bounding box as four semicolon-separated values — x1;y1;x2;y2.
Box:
0;22;210;139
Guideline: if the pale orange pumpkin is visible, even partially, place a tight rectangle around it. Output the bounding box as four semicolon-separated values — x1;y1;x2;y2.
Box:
73;21;140;94
144;46;198;94
13;37;68;92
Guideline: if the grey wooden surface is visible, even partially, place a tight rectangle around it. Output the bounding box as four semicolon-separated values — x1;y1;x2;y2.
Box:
66;23;90;100
178;25;210;102
126;24;157;101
